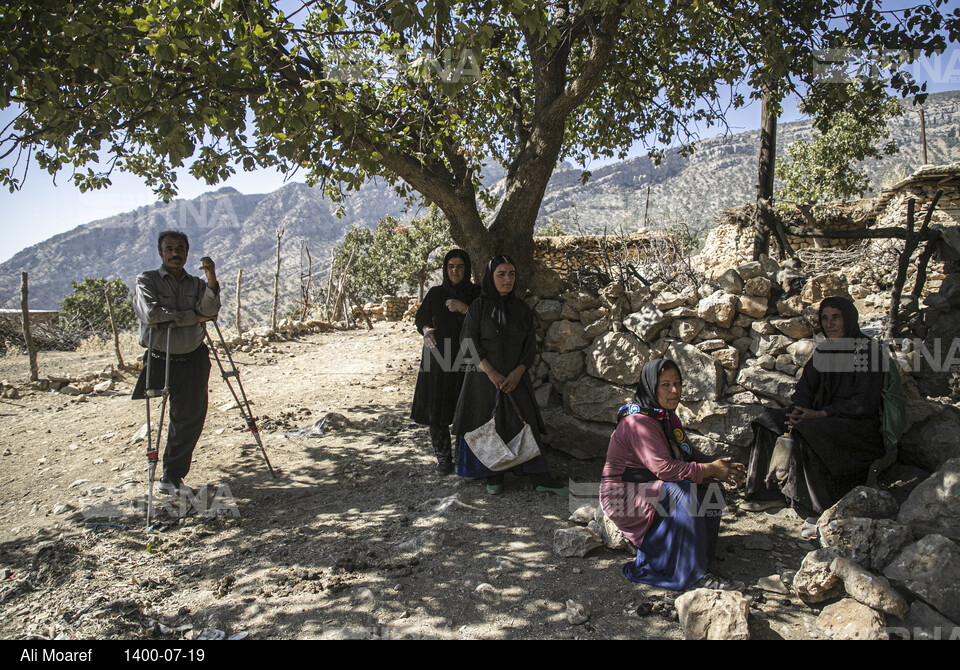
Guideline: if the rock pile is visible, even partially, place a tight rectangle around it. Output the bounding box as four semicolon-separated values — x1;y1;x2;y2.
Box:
792;473;960;639
4;365;126;399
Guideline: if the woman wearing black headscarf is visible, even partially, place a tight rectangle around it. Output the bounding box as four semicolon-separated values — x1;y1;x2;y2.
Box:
600;358;744;589
412;249;481;474
451;255;565;494
741;297;885;531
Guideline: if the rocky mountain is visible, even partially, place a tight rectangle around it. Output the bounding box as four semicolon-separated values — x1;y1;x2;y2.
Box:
540;90;960;236
2;91;958;319
0;181;411;319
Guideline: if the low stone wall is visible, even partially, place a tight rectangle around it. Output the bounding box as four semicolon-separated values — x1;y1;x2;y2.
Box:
533;232;676;283
696;203;876;281
530;255;960;472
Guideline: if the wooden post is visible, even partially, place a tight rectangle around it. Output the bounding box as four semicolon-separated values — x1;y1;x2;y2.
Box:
235;268;243;335
272;226;284;331
886;190;943;339
346;285;374;330
103;285;125;370
300;242;312;320
920;108;928;165
20;272;39;382
324;248;336;321
642;184;650;228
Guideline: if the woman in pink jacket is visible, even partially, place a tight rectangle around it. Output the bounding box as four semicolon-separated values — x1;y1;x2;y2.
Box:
600;359;744;589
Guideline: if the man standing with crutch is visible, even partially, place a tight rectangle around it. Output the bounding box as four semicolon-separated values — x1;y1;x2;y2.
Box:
133;230;220;497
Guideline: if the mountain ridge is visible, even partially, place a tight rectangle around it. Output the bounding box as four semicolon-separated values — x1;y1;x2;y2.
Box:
2;90;958;319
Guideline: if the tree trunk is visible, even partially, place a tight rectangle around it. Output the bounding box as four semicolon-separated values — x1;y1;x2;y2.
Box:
20;272;39;382
754;90;777;261
103;285;125;370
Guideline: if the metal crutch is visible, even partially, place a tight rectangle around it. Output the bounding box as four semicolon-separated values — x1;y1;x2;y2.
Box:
203;320;277;478
144;323;173;528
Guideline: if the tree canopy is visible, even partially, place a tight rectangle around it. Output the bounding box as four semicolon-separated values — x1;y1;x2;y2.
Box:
777;79;904;205
2;1;958;276
334;208;453;302
59;277;136;336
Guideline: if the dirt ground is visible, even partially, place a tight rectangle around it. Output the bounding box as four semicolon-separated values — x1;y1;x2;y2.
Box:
0;321;835;640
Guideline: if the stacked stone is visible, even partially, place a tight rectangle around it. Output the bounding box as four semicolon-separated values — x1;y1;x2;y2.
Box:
697;202;876;279
527;255;874;462
532;233;671;278
384;296;411;321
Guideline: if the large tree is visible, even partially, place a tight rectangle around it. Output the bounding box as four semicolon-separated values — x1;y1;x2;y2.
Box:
2;1;957;278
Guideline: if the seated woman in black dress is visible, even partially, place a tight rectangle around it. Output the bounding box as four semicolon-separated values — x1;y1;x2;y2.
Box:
741;297;884;533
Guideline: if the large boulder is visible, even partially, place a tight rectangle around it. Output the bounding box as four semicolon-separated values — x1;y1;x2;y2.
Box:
913;309;960;398
899;403;960;471
563;378;633;425
622;302;671;342
820;486;899;524
736;294;769;319
561;290;602;312
697;291;738;329
680;400;767;448
883;534;960;624
717;269;745;295
541;409;615;460
770;317;814;340
794;547;845;604
900;601;960;639
665;341;725;401
534;299;564;322
818;516;915;573
584;332;650;386
544;320;590;353
816;598;888;640
898;458;960;542
801;272;852;304
553;526;602;558
548;351;585;388
830;556;909;620
736;367;796;405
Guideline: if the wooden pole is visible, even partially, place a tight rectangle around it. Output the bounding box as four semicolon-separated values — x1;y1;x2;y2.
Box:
883;191;943;340
103;285;125;370
235;268;243;336
20;272;39;382
301;242;312;320
346;285;374;330
324;248;336;321
272;226;284;331
920;108;928;165
642;184;650;228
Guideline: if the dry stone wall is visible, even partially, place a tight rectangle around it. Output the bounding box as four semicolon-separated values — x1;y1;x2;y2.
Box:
529;248;959;470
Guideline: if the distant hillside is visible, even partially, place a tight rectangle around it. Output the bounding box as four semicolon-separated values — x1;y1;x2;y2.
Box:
538;90;960;236
0;182;410;318
1;90;958;320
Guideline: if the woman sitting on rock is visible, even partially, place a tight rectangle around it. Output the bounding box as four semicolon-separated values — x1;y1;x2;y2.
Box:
600;358;744;590
740;296;885;538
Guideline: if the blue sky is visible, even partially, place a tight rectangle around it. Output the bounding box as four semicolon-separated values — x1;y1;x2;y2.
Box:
1;25;958;264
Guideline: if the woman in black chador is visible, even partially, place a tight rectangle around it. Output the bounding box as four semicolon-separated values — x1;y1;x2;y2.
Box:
411;249;481;474
741;296;884;534
451;255;566;495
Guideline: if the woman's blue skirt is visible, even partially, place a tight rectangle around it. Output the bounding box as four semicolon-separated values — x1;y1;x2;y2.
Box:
623;481;724;590
455;435;549;479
